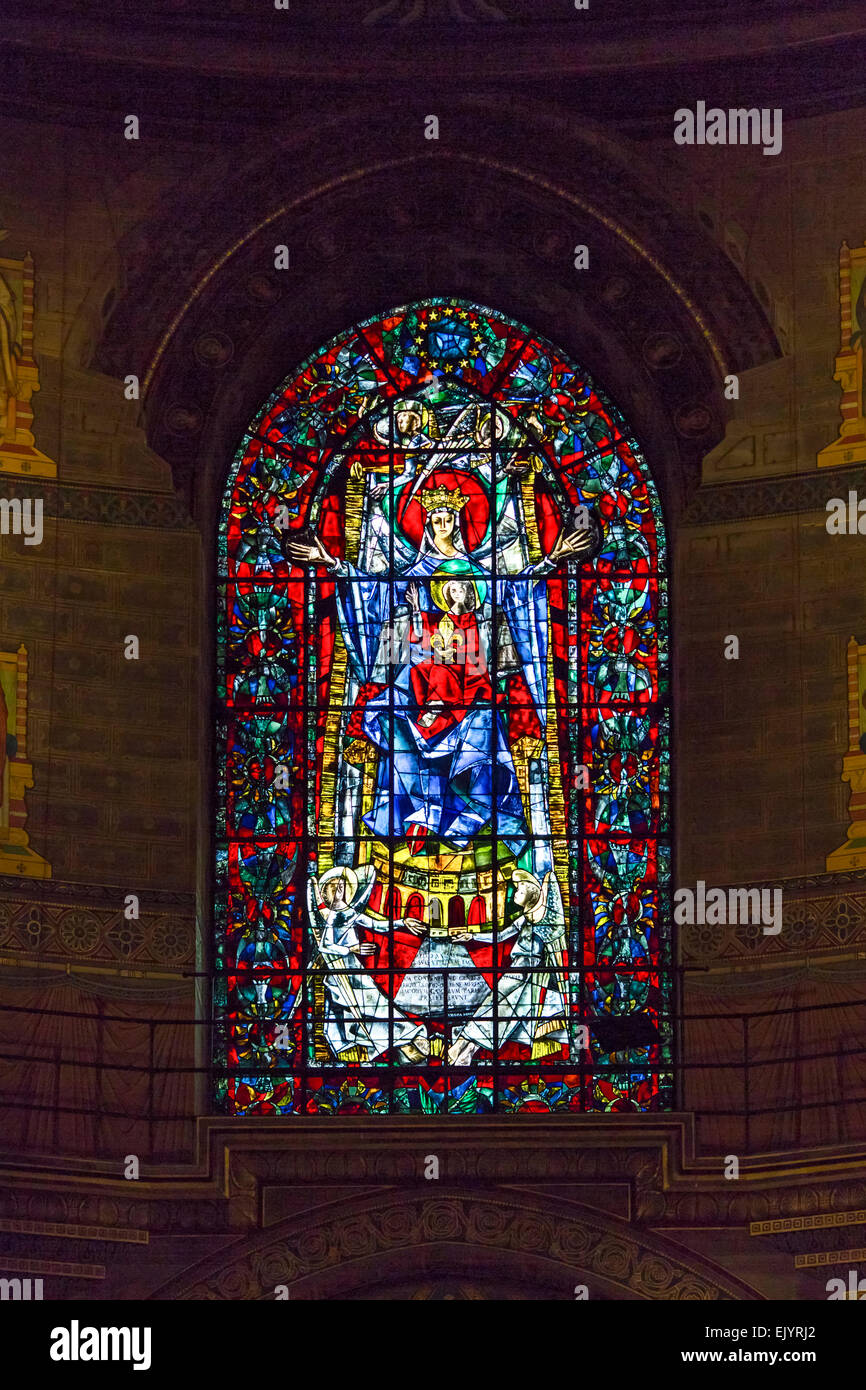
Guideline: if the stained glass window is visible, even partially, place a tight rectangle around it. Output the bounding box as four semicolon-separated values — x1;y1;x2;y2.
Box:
215;299;672;1115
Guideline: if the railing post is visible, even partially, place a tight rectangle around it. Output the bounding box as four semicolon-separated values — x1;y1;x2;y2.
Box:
743;1013;750;1154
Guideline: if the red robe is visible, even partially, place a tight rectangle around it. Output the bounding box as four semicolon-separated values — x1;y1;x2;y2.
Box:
409;609;492;739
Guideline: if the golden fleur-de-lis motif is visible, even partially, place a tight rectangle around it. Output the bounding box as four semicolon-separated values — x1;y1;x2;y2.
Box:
431;613;463;662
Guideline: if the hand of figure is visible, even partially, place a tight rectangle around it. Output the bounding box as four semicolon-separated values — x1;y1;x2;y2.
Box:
417;708;438;729
550;524;595;564
451;932;475;943
403;917;426;935
448;1037;475;1066
406;581;421;611
524;409;547;441
285;533;336;569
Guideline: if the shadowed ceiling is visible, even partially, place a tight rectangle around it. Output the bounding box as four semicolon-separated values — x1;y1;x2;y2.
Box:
3;0;865;135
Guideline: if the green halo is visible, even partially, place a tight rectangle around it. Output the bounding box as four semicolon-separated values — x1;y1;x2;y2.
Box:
429;558;488;610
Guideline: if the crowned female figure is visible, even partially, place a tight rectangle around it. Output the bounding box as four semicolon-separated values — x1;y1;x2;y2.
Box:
286;417;596;1061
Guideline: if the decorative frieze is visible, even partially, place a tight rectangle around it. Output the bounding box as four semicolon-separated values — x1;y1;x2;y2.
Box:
0;890;194;967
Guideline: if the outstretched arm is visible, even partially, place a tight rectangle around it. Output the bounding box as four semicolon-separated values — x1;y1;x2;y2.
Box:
549;523;596;564
405;582;424;641
284;532;339;571
514;520;599;577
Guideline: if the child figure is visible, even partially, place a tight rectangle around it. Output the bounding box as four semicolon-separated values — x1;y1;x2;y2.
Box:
406;574;492;739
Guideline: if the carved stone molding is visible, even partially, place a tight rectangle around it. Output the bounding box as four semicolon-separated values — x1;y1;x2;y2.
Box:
682;464;866;527
0;1188;227;1237
0;892;195;967
680;881;866;961
152;1191;755;1301
6;4;864;138
2;1114;865;1301
0;476;194;530
93;106;778;527
0;877;195;910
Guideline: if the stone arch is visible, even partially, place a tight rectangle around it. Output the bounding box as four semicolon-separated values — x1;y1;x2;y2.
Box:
149;1190;762;1300
94;98;780;531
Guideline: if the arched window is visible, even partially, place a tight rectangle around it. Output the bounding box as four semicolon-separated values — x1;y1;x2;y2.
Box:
405;893;425;922
215;299;671;1115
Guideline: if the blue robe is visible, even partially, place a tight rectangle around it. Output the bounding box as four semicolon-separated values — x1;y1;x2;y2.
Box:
333;542;555;855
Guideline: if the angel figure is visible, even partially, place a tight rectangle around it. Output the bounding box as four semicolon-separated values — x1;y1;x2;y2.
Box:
307;864;429;1065
448;868;570;1066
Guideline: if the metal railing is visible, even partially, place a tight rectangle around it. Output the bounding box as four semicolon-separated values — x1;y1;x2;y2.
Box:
0;994;863;1159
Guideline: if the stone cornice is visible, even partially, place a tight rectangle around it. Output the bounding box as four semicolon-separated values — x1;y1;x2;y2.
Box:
0;476;195;531
3;4;865;134
681;464;866;526
8;4;865;76
0;875;195;910
1;1115;865;1234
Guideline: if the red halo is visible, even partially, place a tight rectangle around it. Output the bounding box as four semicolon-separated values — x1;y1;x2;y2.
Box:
395;469;490;552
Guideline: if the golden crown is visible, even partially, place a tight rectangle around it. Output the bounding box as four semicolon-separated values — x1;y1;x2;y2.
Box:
421;485;467;514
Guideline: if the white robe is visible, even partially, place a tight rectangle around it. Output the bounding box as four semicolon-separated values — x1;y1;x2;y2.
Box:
314;898;426;1062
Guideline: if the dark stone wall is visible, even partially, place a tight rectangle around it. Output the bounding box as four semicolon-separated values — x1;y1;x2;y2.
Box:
0;46;863;1258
